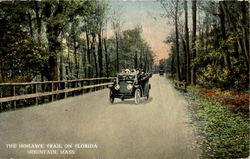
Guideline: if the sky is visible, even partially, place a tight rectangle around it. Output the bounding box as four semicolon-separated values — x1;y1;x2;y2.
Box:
107;0;173;63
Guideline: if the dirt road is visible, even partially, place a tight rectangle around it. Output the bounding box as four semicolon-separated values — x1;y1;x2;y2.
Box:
0;75;199;159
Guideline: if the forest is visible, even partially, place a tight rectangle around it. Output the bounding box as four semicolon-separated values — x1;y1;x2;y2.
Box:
0;0;154;82
0;0;249;158
159;0;249;91
158;0;249;158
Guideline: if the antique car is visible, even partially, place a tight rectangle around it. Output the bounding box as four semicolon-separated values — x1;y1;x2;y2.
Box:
159;70;164;76
108;69;152;104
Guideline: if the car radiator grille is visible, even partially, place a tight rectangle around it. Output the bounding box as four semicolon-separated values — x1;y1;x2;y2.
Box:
119;81;130;94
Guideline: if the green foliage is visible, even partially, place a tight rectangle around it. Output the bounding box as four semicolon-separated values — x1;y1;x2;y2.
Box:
108;27;154;73
199;61;248;90
0;2;49;81
188;87;250;158
199;65;231;88
0;0;155;81
198;100;249;158
164;1;249;90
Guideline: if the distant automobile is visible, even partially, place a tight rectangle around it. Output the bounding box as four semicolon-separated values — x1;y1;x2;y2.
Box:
108;69;152;104
159;70;164;76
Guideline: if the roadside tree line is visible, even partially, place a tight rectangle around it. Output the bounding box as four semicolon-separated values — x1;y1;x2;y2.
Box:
160;0;249;90
0;0;154;83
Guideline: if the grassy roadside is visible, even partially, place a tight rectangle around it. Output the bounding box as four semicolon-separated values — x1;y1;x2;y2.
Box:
184;86;249;159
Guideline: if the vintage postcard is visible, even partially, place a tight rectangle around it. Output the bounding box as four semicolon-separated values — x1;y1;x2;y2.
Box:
0;0;249;159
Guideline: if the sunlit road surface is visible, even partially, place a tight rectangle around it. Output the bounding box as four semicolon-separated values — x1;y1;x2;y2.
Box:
0;75;199;159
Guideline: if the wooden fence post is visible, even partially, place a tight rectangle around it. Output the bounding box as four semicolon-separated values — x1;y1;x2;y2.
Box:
34;84;38;105
11;85;16;109
51;82;54;102
79;80;83;94
30;84;33;105
102;79;104;89
87;80;90;93
94;80;97;91
74;81;77;96
0;90;2;111
41;83;45;103
64;81;67;99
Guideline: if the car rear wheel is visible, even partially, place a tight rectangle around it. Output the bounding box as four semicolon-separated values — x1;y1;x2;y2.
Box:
109;89;114;104
134;88;141;104
146;91;149;100
146;83;150;100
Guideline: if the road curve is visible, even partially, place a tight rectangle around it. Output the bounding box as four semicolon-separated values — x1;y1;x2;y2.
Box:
0;75;199;159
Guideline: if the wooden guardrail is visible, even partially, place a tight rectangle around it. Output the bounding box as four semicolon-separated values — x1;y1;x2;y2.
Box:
174;80;187;92
0;77;115;111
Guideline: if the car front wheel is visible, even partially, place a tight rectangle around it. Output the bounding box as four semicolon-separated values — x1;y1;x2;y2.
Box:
109;89;114;104
134;88;141;104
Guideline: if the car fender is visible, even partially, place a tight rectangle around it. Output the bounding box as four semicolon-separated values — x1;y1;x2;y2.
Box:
108;84;113;88
133;85;143;96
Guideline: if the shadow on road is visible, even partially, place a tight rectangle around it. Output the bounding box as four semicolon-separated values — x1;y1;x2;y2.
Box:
111;97;153;105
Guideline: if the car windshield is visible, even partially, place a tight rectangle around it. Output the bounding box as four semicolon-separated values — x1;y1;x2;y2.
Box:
118;74;135;80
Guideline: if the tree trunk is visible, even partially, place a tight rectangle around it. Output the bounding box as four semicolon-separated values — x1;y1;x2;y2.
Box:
98;33;103;77
67;37;71;79
47;24;59;81
144;51;148;72
140;47;143;69
205;13;209;54
59;53;64;98
184;0;190;84
27;13;33;38
86;31;91;78
134;51;138;69
182;37;187;82
73;35;79;78
34;1;45;79
175;0;181;81
34;1;42;42
219;1;232;73
171;47;175;79
92;34;98;78
0;62;4;82
80;45;86;79
115;33;119;73
191;0;197;85
241;1;249;70
48;54;58;81
104;38;109;77
220;1;249;69
44;1;64;81
59;54;63;81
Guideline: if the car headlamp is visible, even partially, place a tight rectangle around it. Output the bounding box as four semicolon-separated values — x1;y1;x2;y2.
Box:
127;84;133;90
114;84;120;90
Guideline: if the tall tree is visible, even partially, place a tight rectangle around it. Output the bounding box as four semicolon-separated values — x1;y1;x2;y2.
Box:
96;2;108;77
111;9;122;73
175;0;181;81
85;25;91;78
191;0;197;85
91;34;98;77
220;1;248;69
219;1;232;73
184;0;191;84
104;38;109;77
43;1;64;81
160;0;181;81
241;0;249;66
